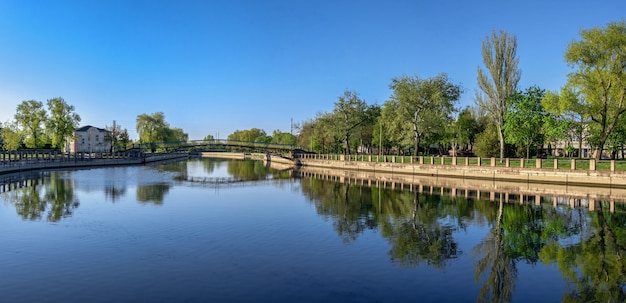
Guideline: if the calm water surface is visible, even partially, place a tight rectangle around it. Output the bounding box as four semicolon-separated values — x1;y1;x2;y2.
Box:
1;158;625;302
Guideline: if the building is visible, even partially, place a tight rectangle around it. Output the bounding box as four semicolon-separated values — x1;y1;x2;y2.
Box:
69;125;111;153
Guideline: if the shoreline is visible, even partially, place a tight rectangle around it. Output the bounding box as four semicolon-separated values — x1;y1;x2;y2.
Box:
0;153;189;175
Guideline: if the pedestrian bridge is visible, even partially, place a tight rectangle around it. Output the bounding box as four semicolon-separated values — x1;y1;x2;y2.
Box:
138;139;298;153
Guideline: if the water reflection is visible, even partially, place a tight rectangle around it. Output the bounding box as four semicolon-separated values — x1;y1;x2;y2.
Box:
2;158;626;301
298;174;626;302
1;171;79;222
136;183;170;205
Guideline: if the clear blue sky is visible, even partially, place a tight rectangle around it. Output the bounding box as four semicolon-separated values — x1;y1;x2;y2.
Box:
1;0;624;140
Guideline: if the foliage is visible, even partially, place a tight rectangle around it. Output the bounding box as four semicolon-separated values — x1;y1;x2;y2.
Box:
331;90;369;154
503;86;546;158
542;87;588;157
565;20;626;159
474;123;501;158
15;100;48;148
45;97;81;150
227;128;267;142
386;73;461;156
136;112;187;151
0;121;23;151
455;107;480;151
203;134;215;141
476;29;522;161
271;130;296;146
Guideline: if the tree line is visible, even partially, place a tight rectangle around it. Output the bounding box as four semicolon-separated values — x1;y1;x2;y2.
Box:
0;98;188;152
232;20;626;160
3;21;624;160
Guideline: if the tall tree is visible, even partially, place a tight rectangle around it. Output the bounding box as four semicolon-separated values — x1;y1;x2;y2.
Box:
476;30;522;161
503;86;546;158
46;97;81;150
565;20;626;159
387;73;461;157
136;112;168;144
15;100;48;148
332;90;369;154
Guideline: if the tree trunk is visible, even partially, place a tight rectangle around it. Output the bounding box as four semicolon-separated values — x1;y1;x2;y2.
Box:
498;125;505;162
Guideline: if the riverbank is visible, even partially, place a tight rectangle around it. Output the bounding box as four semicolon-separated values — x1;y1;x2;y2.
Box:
294;154;626;188
0;152;189;175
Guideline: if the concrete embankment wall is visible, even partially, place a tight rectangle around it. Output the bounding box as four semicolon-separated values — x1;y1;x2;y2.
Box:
297;165;626;208
0;153;189;175
297;158;626;188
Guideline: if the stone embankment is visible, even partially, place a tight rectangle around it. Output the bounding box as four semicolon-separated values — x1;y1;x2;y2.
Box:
0;152;189;175
296;154;626;189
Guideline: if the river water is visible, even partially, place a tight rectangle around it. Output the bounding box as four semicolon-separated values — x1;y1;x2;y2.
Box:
1;157;624;302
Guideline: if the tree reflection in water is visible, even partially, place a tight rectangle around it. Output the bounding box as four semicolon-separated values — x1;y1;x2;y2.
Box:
2;172;79;222
299;175;626;301
540;205;626;302
136;183;171;205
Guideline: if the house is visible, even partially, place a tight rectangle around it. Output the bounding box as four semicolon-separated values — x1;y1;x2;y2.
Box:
69;125;111;153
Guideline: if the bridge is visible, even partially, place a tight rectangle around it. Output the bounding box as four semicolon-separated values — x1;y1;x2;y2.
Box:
134;139;301;154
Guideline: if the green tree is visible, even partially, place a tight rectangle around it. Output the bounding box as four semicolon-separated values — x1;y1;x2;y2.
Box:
503;86;546;158
0;121;23;151
136;112;185;152
45;97;81;150
474;123;501;158
228;128;267;142
455;107;480;152
542;87;588;158
119;129;131;150
565;20;626;159
387;73;461;157
203;134;215;142
271;130;296;146
331;90;369;154
15;100;48;148
476;30;522;161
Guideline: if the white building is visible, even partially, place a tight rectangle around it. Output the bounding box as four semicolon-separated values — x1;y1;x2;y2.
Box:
69;125;111;153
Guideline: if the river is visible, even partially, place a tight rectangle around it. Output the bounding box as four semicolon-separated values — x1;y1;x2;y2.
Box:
1;157;624;302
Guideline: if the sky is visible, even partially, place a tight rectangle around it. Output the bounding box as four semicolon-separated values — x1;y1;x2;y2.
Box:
1;0;625;141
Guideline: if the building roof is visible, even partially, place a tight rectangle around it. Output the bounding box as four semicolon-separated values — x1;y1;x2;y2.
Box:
75;125;109;132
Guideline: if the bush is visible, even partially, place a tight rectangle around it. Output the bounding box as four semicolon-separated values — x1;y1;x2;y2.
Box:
474;124;501;158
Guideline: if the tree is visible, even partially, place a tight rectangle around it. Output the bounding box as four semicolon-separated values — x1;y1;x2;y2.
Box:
15;100;48;148
565;20;626;159
46;97;81;150
455;107;480;152
503;86;546;158
136;112;185;152
474;122;501;158
227;128;267;142
0;121;23;151
476;30;522;161
387;73;461;157
203;134;215;142
332;90;369;154
119;129;131;150
271;130;296;146
105;121;124;152
541;87;588;157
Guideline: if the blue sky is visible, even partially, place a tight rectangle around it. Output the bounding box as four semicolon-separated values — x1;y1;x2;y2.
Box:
1;0;624;140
